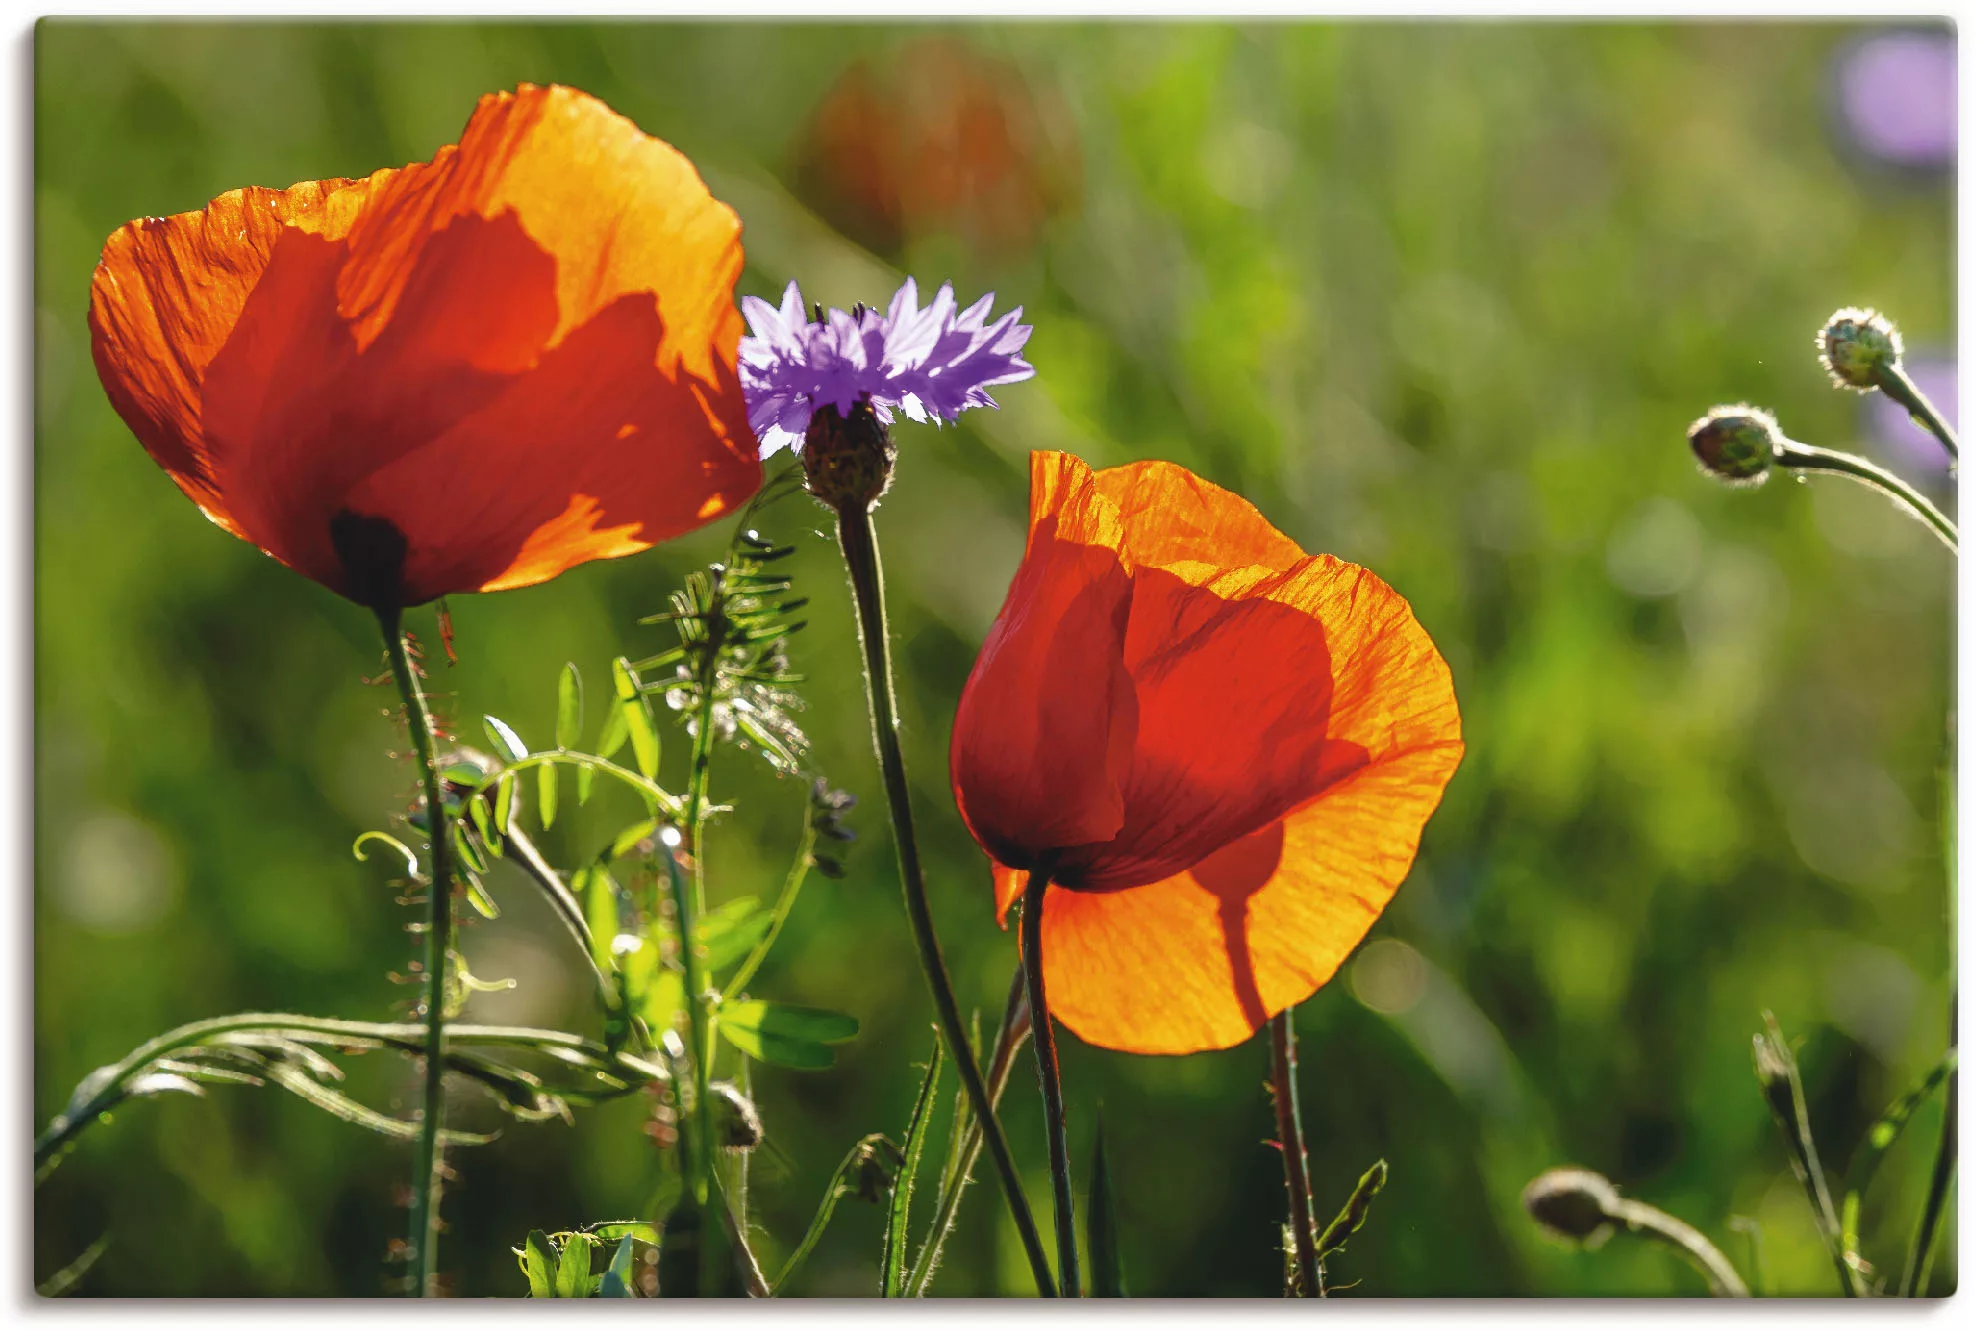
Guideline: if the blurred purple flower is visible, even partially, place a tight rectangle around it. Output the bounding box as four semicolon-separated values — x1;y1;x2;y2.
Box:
1837;29;1956;169
737;277;1035;459
1866;353;1957;475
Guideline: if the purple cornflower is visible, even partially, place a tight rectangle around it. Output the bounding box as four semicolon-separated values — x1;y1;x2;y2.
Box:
737;277;1035;459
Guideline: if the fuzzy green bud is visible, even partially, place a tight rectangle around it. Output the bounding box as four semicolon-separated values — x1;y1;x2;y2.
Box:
803;399;896;512
1818;307;1904;391
707;1081;763;1152
1522;1167;1620;1245
1688;405;1782;487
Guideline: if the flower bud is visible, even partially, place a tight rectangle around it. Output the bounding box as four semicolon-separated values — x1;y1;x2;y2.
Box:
802;399;896;512
1687;405;1782;487
1818;307;1903;391
707;1080;763;1151
1751;1030;1798;1124
1522;1167;1620;1245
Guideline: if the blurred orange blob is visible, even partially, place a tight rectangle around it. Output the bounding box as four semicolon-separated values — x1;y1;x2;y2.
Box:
89;83;761;611
795;37;1081;258
951;452;1464;1055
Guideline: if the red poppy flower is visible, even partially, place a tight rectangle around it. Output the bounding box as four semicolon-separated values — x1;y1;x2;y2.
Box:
88;83;760;611
951;452;1464;1055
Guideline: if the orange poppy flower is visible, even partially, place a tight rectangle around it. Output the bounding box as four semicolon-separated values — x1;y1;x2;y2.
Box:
88;83;760;611
950;452;1464;1055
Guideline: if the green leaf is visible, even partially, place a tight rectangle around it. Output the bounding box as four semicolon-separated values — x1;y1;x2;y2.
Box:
882;1034;944;1295
697;897;771;972
522;1229;556;1297
609;819;658;862
598;1233;637;1297
537;763;559;830
718;1022;836;1071
462;873;501;921
556;663;583;751
1088;1112;1126;1296
576;763;595;806
466;796;502;859
483;715;529;762
588;1221;661;1247
596;699;629;763
494;772;516;836
580;861;620;977
641;968;685;1037
718;999;859;1045
612;658;662;781
555;1231;593;1298
451;821;486;876
1318;1159;1388;1257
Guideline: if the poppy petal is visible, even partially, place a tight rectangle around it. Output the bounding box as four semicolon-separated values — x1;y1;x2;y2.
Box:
1090;458;1306;576
953;451;1139;876
1036;733;1463;1055
87;178;362;537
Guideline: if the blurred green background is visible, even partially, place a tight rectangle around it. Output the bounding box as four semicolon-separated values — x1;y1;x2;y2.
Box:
34;19;1955;1297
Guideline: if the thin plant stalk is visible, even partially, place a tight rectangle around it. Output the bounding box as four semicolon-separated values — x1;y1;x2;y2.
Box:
908;965;1030;1296
1019;868;1080;1297
1755;1013;1865;1296
1775;438;1957;551
832;500;1056;1297
1268;1008;1325;1298
1604;1196;1752;1298
723;806;817;1000
1876;362;1959;461
1900;1085;1956;1296
378;608;453;1298
660;832;718;1294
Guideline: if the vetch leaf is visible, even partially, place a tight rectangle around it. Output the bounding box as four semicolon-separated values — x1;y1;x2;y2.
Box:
718;999;859;1046
1318;1159;1388;1258
483;715;529;763
698;897;771;972
881;1034;944;1295
609;819;658;862
537;763;559;830
596;700;629;764
556;663;583;751
718;1023;836;1071
556;1231;593;1298
494;772;516;837
613;658;661;780
522;1229;556;1297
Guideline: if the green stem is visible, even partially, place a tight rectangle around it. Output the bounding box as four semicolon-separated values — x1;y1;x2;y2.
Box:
832;500;1056;1298
1775;438;1957;552
722;805;816;1001
772;1134;893;1294
660;832;717;1294
1900;1070;1956;1296
1020;869;1079;1297
1268;1009;1325;1298
378;608;452;1298
907;965;1030;1296
1605;1197;1751;1297
1876;362;1959;461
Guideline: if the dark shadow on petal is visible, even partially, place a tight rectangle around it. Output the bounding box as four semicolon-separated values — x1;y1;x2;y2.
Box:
1189;819;1285;1032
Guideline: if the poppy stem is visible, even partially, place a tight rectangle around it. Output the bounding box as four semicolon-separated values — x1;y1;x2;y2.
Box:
1268;1008;1326;1297
832;500;1058;1298
1019;868;1081;1297
376;607;452;1298
1773;437;1957;552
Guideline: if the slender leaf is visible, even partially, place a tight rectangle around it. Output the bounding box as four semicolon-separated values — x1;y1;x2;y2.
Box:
610;819;659;862
494;772;516;837
613;658;661;780
537;763;559;830
556;663;583;750
1318;1159;1388;1257
1088;1113;1126;1296
579;861;620;978
596;698;629;763
718;1023;836;1071
882;1035;944;1296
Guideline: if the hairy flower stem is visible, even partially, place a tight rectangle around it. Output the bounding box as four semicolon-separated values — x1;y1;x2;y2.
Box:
1020;869;1080;1297
1268;1009;1326;1297
1606;1197;1752;1297
377;608;453;1297
1775;438;1957;551
1876;362;1960;462
832;501;1057;1298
